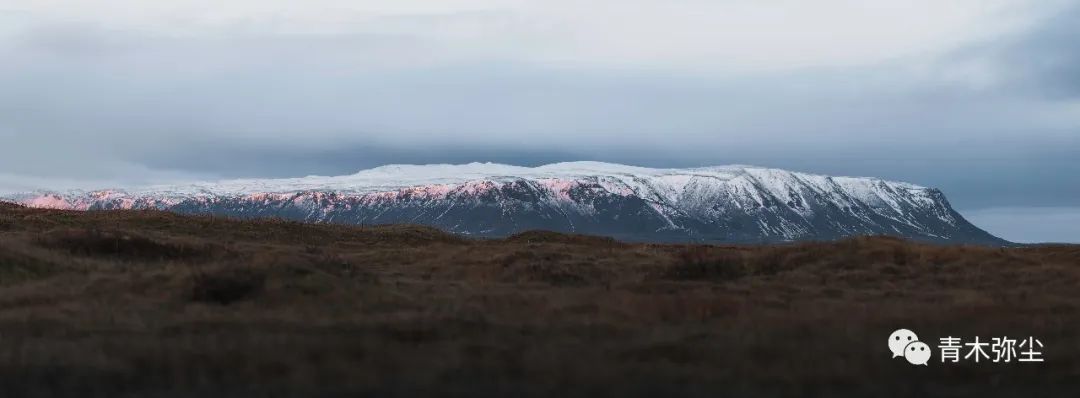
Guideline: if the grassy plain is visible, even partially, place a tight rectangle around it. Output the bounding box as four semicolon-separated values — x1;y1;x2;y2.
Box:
0;202;1077;396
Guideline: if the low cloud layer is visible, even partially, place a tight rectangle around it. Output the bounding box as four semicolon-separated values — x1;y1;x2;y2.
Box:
1;1;1078;241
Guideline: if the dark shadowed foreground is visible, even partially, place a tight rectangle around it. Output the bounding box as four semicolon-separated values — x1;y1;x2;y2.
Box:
0;202;1077;397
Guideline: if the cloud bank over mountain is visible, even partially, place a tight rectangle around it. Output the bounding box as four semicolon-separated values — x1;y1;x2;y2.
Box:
1;0;1077;241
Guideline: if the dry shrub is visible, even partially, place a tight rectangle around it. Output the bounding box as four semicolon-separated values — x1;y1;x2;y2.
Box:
189;266;267;305
765;236;923;272
667;236;941;281
498;250;595;285
36;228;212;261
750;249;788;275
250;249;371;283
517;262;590;286
0;244;56;284
304;252;364;280
362;224;467;245
271;253;375;296
667;246;748;281
505;230;619;246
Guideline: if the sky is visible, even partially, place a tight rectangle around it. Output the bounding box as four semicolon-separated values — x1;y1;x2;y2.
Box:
0;0;1078;242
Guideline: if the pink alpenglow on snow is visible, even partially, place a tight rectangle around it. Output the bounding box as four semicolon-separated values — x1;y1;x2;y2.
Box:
3;162;1005;244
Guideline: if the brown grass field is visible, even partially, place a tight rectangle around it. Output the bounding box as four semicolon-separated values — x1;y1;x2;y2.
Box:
0;201;1077;397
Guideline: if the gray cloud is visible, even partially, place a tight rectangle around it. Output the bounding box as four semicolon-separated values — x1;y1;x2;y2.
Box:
0;2;1078;241
1002;3;1080;99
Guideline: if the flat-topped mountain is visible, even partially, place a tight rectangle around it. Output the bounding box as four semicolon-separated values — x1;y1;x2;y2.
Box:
7;162;1005;244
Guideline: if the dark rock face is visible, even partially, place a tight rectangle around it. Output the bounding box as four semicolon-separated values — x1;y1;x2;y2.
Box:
11;165;1007;245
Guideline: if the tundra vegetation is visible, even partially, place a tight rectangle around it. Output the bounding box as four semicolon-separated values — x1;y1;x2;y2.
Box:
0;202;1076;396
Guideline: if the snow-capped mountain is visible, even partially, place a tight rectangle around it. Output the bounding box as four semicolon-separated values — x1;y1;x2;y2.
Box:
6;162;1005;244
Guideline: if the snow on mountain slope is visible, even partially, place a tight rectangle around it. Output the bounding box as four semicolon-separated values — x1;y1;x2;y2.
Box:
5;162;1006;244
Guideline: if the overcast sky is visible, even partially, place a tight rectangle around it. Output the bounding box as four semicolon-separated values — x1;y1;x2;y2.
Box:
1;0;1078;242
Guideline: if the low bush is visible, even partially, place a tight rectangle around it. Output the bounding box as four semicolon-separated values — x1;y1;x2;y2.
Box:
37;228;211;261
667;247;748;281
189;266;266;305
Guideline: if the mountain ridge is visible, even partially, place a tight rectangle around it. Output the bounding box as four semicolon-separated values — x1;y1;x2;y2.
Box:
5;162;1007;245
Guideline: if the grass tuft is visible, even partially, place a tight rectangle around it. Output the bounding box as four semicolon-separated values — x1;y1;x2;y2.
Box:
36;228;212;261
189;266;267;305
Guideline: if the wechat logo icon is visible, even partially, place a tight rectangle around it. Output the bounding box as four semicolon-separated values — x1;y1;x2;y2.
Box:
889;328;930;366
